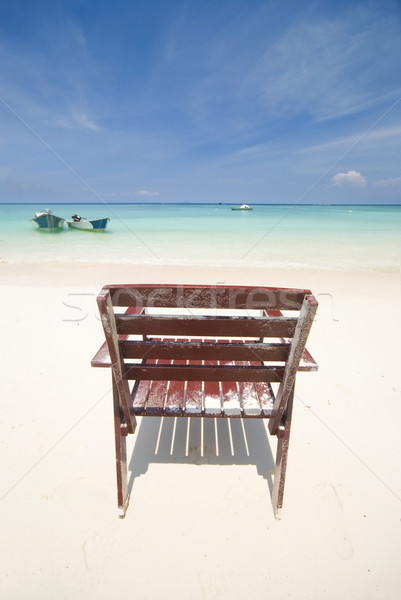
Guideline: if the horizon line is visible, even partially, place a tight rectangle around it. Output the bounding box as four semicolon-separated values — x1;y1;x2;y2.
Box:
1;202;401;207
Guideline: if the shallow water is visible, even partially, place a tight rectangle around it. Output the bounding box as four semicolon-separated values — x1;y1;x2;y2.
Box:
1;204;400;272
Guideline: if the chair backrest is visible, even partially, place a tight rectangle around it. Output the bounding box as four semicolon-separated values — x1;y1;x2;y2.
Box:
97;284;318;435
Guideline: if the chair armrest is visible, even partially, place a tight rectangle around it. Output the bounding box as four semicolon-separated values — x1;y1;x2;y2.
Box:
91;341;111;367
91;305;144;368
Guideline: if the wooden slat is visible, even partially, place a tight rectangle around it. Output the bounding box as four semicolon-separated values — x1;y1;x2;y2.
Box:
220;341;241;416
203;340;222;415
143;359;170;415
203;375;221;414
239;382;262;416
164;340;186;414
184;339;203;414
108;284;307;310
132;379;152;415
237;341;263;416
255;382;274;416
121;340;290;362
236;361;262;416
249;359;275;416
165;376;185;414
116;314;297;338
124;363;284;382
185;377;203;414
132;338;168;415
221;379;241;415
185;374;203;414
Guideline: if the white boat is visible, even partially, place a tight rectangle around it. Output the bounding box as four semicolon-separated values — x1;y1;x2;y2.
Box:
66;214;110;231
29;209;65;231
231;204;252;211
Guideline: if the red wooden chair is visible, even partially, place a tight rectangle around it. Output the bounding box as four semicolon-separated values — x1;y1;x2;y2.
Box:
92;284;318;518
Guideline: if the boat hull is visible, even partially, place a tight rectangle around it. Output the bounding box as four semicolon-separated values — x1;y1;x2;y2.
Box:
231;207;252;211
30;214;65;230
67;218;110;231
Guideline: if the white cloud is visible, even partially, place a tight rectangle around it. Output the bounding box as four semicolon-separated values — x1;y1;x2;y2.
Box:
136;190;160;197
332;170;367;187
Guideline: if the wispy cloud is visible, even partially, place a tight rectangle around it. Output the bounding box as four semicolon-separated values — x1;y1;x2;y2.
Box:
248;11;401;122
0;18;102;135
372;176;401;188
71;111;102;132
332;170;367;187
301;125;401;155
136;189;160;197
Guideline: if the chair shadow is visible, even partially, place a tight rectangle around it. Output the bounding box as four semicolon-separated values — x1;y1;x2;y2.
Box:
127;417;276;499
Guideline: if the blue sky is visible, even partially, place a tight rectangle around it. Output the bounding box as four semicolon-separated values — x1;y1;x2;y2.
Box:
0;0;400;204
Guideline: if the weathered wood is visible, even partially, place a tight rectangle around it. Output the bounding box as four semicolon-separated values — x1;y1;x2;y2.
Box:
219;340;241;416
142;359;170;414
91;340;110;368
108;284;307;310
112;373;129;516
164;341;186;414
249;359;275;416
91;305;144;367
185;339;204;414
269;294;318;435
121;339;290;362
264;308;318;372
203;343;222;415
91;339;301;371
220;374;241;416
92;284;318;519
185;377;203;414
272;384;295;519
236;361;262;416
116;314;297;338
97;289;136;434
124;363;285;382
131;379;151;415
255;381;274;416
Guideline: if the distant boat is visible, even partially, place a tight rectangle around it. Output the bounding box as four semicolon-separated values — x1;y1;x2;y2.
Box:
66;214;110;231
231;204;252;211
29;209;65;231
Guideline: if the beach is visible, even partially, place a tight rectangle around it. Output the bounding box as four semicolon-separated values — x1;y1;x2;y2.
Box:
2;0;401;593
1;253;401;600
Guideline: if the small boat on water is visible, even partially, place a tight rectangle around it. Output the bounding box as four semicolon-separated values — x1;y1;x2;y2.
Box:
66;214;110;231
231;204;252;211
29;209;65;231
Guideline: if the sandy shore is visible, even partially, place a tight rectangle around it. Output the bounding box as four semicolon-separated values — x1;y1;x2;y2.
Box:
1;261;400;599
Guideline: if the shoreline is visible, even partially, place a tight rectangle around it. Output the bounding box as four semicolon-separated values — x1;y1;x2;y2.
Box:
0;260;398;290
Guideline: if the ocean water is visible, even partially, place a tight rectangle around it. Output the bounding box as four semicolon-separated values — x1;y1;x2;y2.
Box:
1;203;400;272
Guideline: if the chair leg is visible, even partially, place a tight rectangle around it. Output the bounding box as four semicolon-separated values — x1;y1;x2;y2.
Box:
271;383;295;519
112;374;129;518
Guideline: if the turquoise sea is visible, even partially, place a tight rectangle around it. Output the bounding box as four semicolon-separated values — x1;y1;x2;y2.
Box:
1;204;400;272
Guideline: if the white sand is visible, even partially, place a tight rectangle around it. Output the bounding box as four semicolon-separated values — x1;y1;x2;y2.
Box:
1;261;400;599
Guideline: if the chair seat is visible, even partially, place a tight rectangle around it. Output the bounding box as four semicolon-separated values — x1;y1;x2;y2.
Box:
130;355;275;418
